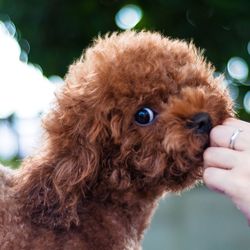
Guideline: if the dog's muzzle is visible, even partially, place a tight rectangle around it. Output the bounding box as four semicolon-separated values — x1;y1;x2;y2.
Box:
186;112;212;134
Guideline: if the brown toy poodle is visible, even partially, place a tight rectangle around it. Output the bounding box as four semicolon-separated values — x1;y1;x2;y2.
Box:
0;31;233;250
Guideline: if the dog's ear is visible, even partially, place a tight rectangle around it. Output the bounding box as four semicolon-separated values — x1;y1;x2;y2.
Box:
17;140;99;230
16;60;108;230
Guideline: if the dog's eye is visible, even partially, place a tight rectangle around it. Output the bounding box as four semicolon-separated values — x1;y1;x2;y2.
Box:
134;107;157;126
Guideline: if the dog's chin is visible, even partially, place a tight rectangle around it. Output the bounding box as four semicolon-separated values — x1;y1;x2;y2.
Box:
164;146;207;192
188;145;208;179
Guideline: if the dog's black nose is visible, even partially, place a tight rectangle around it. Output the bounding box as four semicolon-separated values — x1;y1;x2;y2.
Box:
187;112;212;134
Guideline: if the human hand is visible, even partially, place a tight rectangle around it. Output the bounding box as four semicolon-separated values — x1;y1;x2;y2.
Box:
203;118;250;224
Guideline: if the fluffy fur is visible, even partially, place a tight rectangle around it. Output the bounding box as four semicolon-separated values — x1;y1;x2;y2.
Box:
0;31;233;250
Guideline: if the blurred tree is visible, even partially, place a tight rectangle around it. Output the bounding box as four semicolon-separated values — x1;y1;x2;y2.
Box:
0;0;249;119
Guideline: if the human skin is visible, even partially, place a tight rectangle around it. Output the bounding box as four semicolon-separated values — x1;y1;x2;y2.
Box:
203;118;250;224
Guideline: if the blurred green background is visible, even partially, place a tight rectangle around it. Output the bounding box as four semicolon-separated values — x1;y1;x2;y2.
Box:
0;0;250;249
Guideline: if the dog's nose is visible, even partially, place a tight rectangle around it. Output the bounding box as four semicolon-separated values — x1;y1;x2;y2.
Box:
186;112;212;134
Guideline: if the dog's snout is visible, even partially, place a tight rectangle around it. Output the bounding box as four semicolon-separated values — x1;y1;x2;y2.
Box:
187;112;212;134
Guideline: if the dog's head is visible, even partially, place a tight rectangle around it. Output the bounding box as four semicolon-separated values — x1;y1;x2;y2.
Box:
18;31;233;229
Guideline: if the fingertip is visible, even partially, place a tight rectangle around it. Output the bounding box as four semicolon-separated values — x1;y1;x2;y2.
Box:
209;126;226;147
209;125;224;141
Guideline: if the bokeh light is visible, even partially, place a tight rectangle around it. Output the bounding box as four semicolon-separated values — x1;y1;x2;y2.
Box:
0;121;18;160
0;19;61;159
0;21;59;119
227;57;249;81
214;75;239;101
49;75;64;85
115;4;142;30
13;117;42;158
4;20;16;36
247;41;250;55
243;91;250;113
0;21;20;63
221;78;239;101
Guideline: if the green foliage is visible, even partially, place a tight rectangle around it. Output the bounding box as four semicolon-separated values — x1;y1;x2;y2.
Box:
0;157;22;169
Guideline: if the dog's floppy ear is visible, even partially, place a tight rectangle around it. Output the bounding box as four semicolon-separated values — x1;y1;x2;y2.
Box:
17;142;99;230
16;60;106;230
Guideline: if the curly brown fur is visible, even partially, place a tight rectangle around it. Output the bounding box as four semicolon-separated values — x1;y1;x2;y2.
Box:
0;31;233;250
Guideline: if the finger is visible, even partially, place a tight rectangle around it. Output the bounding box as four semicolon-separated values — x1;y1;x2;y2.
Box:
209;125;250;151
223;118;250;133
203;167;232;195
203;147;242;169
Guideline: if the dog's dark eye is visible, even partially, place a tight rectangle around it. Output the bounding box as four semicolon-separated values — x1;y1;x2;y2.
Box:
134;107;157;126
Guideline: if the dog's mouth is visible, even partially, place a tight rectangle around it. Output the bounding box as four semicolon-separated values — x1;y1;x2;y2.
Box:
163;131;210;191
